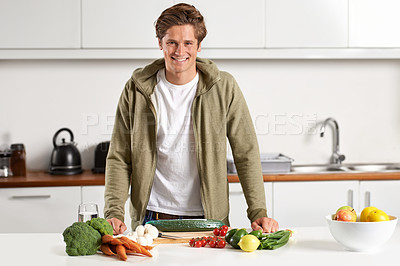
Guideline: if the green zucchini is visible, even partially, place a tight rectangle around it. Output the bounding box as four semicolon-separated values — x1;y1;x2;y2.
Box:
145;219;224;232
229;228;248;249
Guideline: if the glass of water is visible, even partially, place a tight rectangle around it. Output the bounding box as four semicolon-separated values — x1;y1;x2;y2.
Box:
78;203;99;222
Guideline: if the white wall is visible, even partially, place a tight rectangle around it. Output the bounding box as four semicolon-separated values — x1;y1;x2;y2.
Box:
1;59;400;170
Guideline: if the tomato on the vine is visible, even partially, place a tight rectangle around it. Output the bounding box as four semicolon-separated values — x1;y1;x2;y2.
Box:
221;225;229;231
188;235;226;249
213;228;220;236
219;229;228;237
217;239;226;248
208;240;216;248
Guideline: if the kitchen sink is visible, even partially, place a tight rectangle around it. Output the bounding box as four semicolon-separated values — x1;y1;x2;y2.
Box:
290;163;400;174
291;164;350;173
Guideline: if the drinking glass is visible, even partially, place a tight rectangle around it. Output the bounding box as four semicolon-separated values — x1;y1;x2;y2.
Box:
78;203;99;222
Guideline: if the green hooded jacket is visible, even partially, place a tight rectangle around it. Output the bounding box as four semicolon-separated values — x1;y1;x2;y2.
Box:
104;58;268;230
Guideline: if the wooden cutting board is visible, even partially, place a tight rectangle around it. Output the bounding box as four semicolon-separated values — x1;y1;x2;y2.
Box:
153;231;215;244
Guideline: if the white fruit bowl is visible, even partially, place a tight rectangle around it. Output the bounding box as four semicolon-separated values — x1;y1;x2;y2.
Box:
326;214;398;252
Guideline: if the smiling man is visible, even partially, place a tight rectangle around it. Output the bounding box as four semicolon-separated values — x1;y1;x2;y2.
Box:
159;24;200;85
104;3;279;234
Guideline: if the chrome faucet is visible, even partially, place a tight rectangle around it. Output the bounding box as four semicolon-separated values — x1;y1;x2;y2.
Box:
320;117;345;165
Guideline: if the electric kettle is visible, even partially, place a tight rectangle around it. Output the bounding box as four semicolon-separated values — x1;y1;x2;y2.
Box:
49;128;83;175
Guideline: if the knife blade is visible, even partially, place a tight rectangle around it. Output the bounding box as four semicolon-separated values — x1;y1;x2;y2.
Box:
158;232;183;239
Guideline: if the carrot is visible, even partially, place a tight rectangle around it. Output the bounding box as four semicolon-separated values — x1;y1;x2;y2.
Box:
143;245;154;250
116;245;128;261
119;236;135;250
125;249;138;254
101;234;123;245
133;242;153;257
100;243;115;256
101;234;114;244
111;236;152;257
110;238;123;245
109;244;118;254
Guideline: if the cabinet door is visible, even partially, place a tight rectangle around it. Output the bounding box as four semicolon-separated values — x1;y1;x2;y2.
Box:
0;0;80;48
359;181;400;218
82;0;173;48
0;187;81;233
179;0;265;48
349;0;400;47
229;182;273;228
266;0;348;48
273;181;359;228
82;186;132;232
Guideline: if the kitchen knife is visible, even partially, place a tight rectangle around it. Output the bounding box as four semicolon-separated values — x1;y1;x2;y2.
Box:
158;232;183;239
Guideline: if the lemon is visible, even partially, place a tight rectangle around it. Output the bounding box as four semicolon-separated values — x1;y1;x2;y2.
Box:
237;234;260;252
367;209;389;222
360;206;378;222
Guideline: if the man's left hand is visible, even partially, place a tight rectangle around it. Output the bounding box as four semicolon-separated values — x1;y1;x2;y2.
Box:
251;217;279;233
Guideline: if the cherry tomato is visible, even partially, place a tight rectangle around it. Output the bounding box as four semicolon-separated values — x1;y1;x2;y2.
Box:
219;229;228;237
213;228;220;236
221;225;229;231
201;239;207;247
217;240;226;248
189;238;195;247
194;241;202;248
208;240;216;248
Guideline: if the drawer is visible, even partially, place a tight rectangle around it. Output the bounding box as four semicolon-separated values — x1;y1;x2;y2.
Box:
0;187;81;233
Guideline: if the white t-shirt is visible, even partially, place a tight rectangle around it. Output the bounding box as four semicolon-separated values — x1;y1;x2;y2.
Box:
146;69;204;216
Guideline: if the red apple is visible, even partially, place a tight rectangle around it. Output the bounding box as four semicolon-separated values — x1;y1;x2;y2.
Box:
334;206;356;220
336;209;357;222
336;206;356;216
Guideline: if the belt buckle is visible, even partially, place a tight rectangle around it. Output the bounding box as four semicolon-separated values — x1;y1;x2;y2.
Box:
155;212;159;220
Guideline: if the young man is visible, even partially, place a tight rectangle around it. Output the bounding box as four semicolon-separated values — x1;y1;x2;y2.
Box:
104;3;279;234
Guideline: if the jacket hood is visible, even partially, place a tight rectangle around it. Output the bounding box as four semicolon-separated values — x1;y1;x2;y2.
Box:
131;57;221;96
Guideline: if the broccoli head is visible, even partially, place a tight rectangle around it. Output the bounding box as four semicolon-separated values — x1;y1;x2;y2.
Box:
86;217;113;236
63;222;101;256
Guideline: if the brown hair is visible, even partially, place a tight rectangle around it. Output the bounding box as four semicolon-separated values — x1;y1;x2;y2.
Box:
155;3;207;44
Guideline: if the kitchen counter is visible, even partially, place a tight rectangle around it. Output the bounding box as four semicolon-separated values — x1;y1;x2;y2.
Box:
0;171;105;188
2;170;400;188
1;226;397;266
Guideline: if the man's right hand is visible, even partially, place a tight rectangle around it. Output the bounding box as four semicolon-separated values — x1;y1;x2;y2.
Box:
107;218;127;235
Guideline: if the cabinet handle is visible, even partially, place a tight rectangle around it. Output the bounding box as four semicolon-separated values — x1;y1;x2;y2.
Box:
365;191;371;207
10;195;51;200
347;189;354;207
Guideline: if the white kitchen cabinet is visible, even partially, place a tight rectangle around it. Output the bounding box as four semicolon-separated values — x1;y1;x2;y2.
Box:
0;0;80;48
266;0;348;48
349;0;400;47
82;0;173;48
81;186;132;232
359;181;400;218
273;181;359;228
0;187;81;233
179;0;265;48
228;182;273;228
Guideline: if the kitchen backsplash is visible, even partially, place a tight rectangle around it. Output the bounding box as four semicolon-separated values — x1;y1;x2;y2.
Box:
1;59;400;170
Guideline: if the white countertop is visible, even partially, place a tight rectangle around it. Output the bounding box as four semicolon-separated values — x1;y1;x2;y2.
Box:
2;226;398;266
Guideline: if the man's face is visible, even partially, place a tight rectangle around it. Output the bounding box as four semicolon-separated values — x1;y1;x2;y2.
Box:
158;24;201;84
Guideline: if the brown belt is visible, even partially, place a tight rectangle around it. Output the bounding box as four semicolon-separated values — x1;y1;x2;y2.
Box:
146;210;204;220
